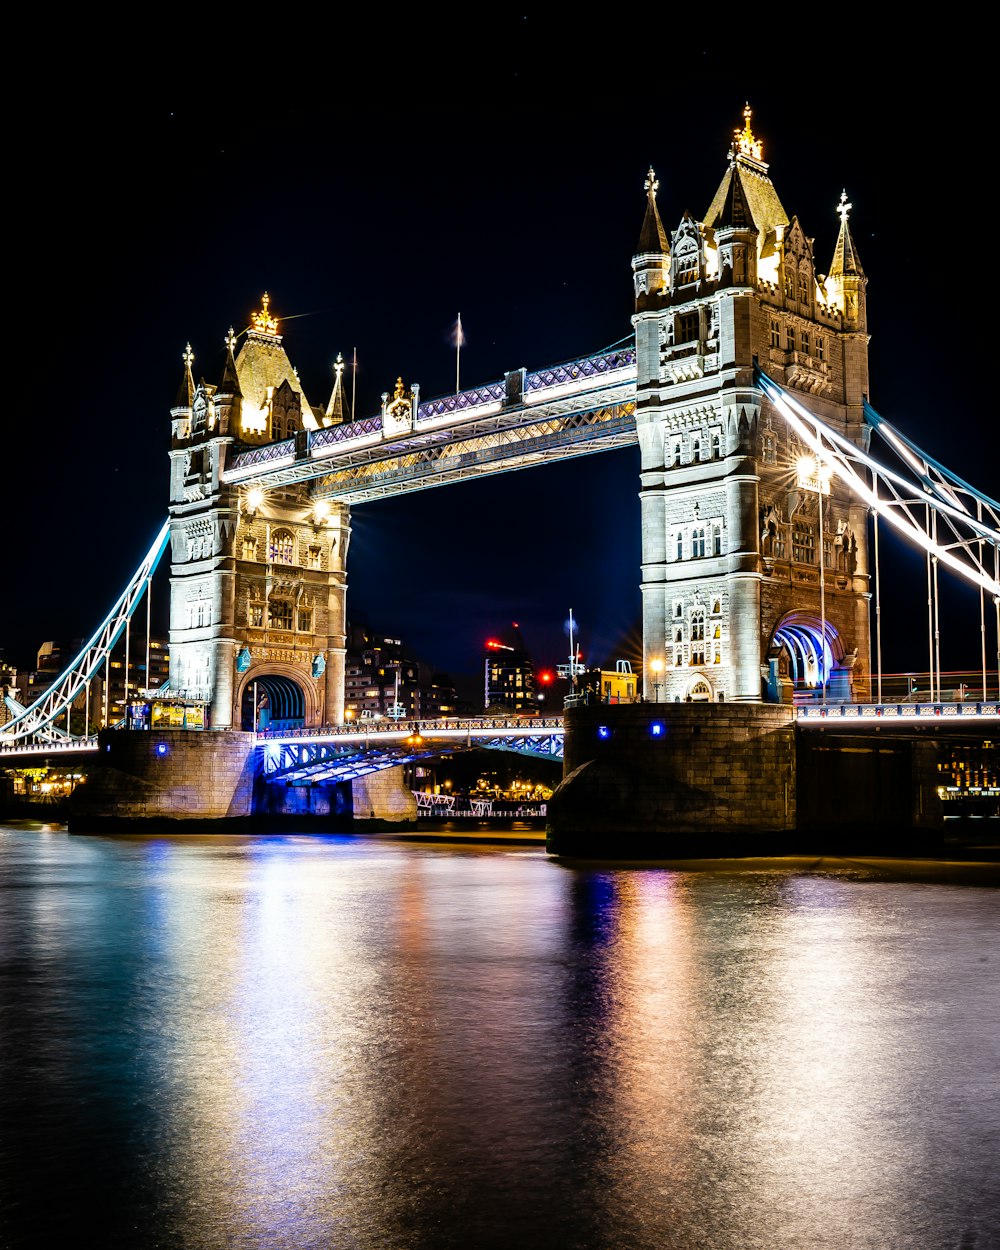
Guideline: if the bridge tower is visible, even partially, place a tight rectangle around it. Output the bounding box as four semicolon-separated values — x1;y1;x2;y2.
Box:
632;106;872;704
167;296;350;730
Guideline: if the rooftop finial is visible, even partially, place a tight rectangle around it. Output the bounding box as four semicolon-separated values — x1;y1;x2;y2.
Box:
252;292;278;336
224;327;237;353
645;166;659;198
837;190;852;224
733;103;763;162
182;343;194;370
334;352;344;380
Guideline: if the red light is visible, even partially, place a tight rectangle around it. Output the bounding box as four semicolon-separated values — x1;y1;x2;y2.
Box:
537;670;554;684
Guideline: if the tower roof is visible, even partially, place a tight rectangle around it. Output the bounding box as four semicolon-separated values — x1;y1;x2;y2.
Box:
635;166;670;255
828;191;865;277
325;353;346;424
235;293;321;425
704;104;789;244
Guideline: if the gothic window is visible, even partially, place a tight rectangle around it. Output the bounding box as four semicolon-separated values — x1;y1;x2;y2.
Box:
801;331;810;357
713;647;722;664
297;608;313;632
798;275;809;305
770;319;781;347
676;532;684;560
713;624;721;639
675;627;683;644
671;440;682;466
792;523;815;563
674;601;684;619
783;270;794;299
712;525;722;556
308;545;322;570
711;431;722;458
785;325;795;352
691;612;705;665
712;599;721;615
675;253;699;288
268;599;293;630
763;433;776;465
691;438;701;461
249;603;264;628
816;337;825;361
692;527;706;558
242;535;257;561
676;311;699;342
269;529;294;564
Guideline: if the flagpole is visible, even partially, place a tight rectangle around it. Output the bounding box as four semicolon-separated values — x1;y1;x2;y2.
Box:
351;347;357;421
456;312;461;395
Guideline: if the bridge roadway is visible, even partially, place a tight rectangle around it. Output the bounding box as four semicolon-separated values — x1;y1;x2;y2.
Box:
2;701;997;778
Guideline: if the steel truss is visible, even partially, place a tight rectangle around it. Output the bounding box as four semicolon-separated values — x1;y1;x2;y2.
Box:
754;366;1000;599
0;523;170;746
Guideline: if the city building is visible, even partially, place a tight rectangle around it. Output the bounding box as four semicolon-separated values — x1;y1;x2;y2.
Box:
483;623;536;713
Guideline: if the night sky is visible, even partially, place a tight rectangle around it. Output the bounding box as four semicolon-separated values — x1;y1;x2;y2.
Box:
6;25;992;684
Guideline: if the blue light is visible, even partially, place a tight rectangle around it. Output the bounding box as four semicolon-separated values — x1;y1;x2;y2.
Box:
597;725;611;740
650;721;665;737
156;743;168;756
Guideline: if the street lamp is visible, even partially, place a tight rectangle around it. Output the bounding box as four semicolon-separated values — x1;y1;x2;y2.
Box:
798;454;832;704
650;658;664;702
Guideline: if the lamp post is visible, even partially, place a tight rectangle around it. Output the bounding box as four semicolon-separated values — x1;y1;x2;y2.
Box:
650;658;664;702
798;454;831;704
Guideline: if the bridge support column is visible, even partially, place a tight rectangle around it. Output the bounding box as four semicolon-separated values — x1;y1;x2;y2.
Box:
352;766;417;824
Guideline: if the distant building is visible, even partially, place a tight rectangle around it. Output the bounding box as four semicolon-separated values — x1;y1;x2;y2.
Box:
484;623;536;713
342;621;466;721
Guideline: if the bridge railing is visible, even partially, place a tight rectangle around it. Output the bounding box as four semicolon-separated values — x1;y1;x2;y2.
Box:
797;701;999;722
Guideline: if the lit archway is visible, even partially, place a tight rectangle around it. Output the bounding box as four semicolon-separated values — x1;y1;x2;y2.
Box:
686;679;713;702
770;611;845;700
240;673;306;731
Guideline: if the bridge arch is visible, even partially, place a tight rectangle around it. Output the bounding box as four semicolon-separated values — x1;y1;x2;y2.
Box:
769;611;847;701
237;667;315;731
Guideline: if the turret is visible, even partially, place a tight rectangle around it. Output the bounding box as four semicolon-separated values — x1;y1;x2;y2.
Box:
170;344;195;446
632;167;670;310
824;190;867;331
214;327;243;437
712;165;758;289
325;352;347;426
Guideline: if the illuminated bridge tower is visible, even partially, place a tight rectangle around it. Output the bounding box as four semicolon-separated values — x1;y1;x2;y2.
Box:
632;106;872;704
167;296;350;730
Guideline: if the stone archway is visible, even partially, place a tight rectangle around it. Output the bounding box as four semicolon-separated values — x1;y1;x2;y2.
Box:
770;611;846;702
239;672;307;731
685;678;714;703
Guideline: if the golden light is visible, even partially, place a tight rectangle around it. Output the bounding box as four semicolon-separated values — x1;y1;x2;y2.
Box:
246;488;264;514
651;659;665;675
312;500;331;525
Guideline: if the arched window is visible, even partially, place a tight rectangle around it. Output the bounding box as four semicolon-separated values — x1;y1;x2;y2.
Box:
692;438;701;461
713;525;722;556
676;532;684;560
269;529;295;564
711;431;722;458
692;527;706;558
242;535;257;561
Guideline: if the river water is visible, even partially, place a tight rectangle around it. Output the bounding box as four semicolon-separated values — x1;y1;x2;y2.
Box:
1;821;997;1250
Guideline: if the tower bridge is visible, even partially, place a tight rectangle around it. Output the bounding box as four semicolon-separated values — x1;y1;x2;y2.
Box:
3;105;998;848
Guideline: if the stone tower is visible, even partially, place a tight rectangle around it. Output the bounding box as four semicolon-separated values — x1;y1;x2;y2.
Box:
632;105;872;704
167;295;350;730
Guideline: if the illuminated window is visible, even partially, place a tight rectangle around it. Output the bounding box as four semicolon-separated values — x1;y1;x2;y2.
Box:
792;524;815;563
297;608;312;632
783;271;794;299
269;529;294;564
801;331;810;356
770;319;781;347
242;535;257;561
816;337;825;361
308;545;322;570
691;611;705;665
268;599;293;630
712;600;721;614
249;603;263;628
798;275;809;305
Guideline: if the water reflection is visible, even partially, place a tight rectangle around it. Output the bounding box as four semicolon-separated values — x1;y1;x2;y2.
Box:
1;827;997;1250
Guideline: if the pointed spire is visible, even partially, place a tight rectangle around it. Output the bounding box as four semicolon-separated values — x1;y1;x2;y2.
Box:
828;190;864;277
217;327;242;396
251;292;279;337
175;343;195;408
325;353;346;425
636;166;669;255
731;102;764;165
